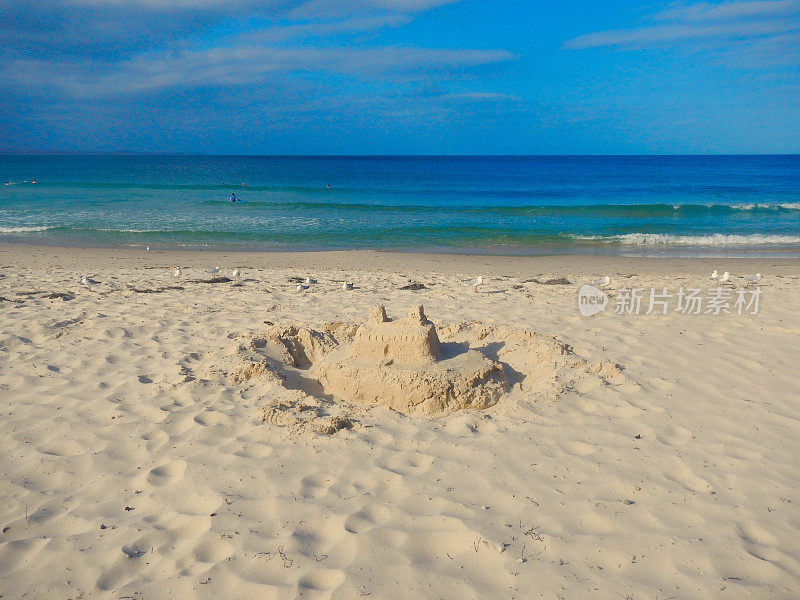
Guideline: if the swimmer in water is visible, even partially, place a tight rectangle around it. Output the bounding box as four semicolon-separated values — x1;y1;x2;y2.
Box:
229;192;239;202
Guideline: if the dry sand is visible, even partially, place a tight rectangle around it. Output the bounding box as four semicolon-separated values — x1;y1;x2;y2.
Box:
1;244;799;599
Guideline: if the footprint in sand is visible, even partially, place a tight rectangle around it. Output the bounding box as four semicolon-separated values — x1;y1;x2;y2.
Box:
344;504;392;534
233;443;274;459
37;439;84;456
737;523;782;563
664;461;712;493
0;538;50;573
193;410;228;426
300;474;332;499
376;453;434;477
192;534;233;563
147;459;187;486
97;536;159;592
140;428;170;451
560;440;595;456
657;425;692;447
297;569;346;598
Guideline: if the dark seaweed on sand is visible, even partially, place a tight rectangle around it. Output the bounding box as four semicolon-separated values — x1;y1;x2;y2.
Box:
43;292;75;300
527;277;571;285
129;285;186;293
189;277;233;284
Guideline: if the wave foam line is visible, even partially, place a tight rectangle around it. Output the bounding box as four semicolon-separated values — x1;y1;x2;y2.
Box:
0;226;57;233
576;233;800;245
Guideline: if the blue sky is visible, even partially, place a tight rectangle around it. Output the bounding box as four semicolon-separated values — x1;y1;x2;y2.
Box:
1;0;798;154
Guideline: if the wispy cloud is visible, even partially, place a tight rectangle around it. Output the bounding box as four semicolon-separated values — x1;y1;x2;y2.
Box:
564;0;800;51
0;0;510;95
655;0;797;21
235;14;413;44
1;46;515;96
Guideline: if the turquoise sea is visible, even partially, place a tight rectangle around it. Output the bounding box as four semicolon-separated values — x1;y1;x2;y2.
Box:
1;155;799;256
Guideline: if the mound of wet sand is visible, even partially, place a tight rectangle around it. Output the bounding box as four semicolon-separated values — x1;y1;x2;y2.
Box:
234;305;607;420
315;305;508;413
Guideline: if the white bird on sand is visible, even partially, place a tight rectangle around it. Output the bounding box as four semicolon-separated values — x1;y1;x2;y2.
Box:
710;270;719;280
743;273;762;284
232;268;241;280
205;266;220;274
296;283;308;291
465;276;484;292
173;267;182;277
80;275;98;286
342;281;354;290
304;276;317;285
719;271;730;284
593;275;611;288
145;246;150;252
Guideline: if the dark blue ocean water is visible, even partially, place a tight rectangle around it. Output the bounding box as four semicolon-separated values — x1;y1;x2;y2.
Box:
1;155;799;256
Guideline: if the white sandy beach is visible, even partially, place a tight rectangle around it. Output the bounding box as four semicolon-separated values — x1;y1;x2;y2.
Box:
1;245;799;599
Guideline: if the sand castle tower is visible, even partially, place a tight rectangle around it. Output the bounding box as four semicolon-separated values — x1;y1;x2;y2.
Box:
348;305;442;365
315;305;508;414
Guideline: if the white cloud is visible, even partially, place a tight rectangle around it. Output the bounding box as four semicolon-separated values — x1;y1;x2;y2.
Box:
655;0;797;21
289;0;461;19
564;0;800;50
237;14;412;44
1;45;516;95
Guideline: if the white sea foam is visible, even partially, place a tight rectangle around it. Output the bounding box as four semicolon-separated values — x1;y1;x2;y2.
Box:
731;203;800;210
0;226;56;233
576;233;800;246
96;228;163;233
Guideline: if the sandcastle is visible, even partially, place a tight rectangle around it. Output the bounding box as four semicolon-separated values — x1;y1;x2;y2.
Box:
236;304;606;421
313;305;509;414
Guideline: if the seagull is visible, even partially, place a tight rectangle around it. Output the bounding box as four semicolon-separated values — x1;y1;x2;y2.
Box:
342;281;354;290
593;275;611;288
145;246;150;252
296;283;308;291
710;270;719;280
304;277;317;285
205;266;220;274
232;268;241;280
465;276;484;292
743;273;762;284
173;267;182;277
80;275;98;286
719;271;730;284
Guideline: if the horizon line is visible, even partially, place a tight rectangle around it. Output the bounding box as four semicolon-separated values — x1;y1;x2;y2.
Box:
1;151;799;158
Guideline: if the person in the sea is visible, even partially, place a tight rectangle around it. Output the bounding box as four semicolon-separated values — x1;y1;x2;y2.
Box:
229;192;239;202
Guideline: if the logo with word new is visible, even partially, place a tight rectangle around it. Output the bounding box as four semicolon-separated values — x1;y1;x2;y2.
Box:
578;284;608;316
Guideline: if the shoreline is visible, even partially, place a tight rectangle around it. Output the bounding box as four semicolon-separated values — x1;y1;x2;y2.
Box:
2;243;799;276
